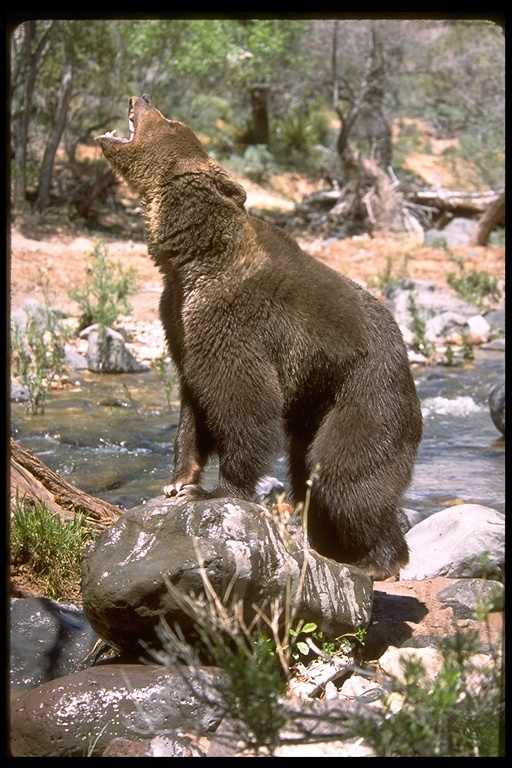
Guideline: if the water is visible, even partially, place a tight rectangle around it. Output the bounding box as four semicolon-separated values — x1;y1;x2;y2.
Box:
10;349;505;517
409;350;505;516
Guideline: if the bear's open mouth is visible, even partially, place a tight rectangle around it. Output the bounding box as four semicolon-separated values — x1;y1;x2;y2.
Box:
98;101;135;142
127;100;135;139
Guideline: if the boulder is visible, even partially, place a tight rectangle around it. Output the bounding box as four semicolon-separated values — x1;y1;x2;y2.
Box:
400;504;504;581
436;578;504;615
79;323;149;372
9;664;225;757
424;217;478;247
81;497;373;654
387;279;480;334
10;598;99;693
489;380;505;435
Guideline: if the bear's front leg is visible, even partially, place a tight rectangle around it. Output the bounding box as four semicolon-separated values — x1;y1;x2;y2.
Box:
165;367;284;503
163;389;214;498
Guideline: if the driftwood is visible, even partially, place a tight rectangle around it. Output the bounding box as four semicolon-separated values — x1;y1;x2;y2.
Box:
10;438;123;530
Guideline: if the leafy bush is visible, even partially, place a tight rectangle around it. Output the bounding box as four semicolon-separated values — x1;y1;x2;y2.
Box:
240;144;275;182
11;274;71;414
69;239;138;333
275;114;316;152
407;292;435;358
447;256;501;310
356;629;503;757
69;239;138;369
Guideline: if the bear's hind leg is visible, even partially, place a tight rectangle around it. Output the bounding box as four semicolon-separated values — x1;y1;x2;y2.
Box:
306;480;409;580
302;404;413;580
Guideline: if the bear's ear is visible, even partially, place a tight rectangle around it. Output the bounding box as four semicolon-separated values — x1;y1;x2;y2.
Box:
210;164;247;209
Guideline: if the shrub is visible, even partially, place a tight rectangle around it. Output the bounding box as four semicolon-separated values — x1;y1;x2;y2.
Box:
447;256;501;310
69;239;138;333
11;273;71;414
69;239;138;370
356;629;503;757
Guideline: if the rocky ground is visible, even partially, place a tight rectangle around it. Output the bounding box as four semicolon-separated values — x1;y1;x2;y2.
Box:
9;171;505;645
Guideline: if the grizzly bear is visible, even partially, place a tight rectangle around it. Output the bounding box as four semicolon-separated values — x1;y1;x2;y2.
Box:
96;94;423;580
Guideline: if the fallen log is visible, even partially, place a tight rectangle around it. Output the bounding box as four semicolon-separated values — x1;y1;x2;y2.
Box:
408;188;501;220
10;438;123;530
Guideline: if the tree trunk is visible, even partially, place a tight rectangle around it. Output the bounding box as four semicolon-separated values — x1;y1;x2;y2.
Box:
360;27;392;169
248;85;270;144
469;188;505;246
10;438;122;531
10;20;56;206
334;25;392;177
35;42;74;212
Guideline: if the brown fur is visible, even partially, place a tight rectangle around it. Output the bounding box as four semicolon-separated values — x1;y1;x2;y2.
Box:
96;94;423;580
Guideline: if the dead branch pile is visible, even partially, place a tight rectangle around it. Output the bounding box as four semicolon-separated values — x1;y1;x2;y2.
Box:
273;156;504;245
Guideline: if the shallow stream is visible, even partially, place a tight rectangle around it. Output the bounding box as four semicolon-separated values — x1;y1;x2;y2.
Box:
11;349;505;518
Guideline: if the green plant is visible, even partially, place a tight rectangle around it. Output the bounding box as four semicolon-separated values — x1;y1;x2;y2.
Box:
440;340;456;366
395;120;423;152
11;273;71;414
460;331;475;360
289;621;321;659
152;352;177;411
355;628;503;756
150;572;291;756
446;256;501;310
241;144;275;183
371;253;412;297
288;622;366;661
472;551;504;584
430;236;451;252
275;113;316;152
69;239;138;370
407;293;434;358
69;239;138;333
83;725;108;758
203;631;288;753
10;497;97;600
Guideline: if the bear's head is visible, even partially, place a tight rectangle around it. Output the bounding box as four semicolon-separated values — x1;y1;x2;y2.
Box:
95;94;246;207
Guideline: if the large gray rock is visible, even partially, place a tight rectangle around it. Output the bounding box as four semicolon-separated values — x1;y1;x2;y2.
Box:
79;323;149;372
81;497;373;654
10;598;99;693
11;300;63;334
436;578;504;615
489;380;505;435
9;664;225;757
400;504;504;581
425;217;477;247
387;279;481;337
483;308;505;336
